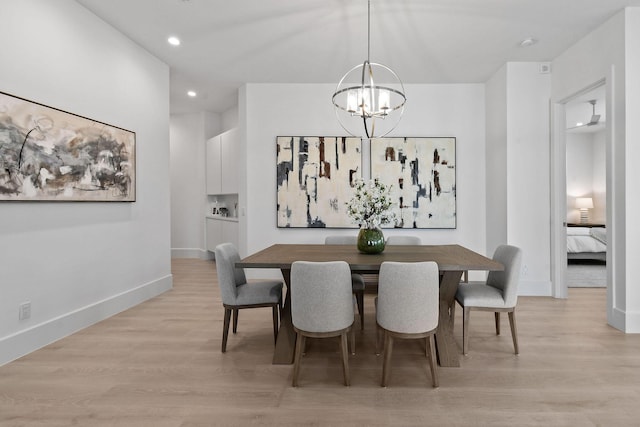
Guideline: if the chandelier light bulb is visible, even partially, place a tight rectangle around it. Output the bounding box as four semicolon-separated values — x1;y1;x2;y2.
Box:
333;61;406;138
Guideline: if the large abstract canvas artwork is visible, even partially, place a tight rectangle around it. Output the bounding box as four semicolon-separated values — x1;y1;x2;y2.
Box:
371;137;456;229
277;136;361;228
0;91;135;201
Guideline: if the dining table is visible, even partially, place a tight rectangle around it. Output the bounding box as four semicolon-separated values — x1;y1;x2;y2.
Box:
236;243;504;367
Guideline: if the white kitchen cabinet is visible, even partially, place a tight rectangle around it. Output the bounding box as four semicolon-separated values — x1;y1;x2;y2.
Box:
206;128;238;195
221;220;239;250
206;136;222;195
206;216;239;253
220;128;239;194
205;217;222;252
206;128;239;255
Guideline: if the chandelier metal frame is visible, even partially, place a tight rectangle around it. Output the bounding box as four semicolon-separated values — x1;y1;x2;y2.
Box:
332;0;406;138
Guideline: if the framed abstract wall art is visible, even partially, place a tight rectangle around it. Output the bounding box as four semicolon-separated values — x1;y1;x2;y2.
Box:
277;136;361;228
0;91;136;201
371;137;456;229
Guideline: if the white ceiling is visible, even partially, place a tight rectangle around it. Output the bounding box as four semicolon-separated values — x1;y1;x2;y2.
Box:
75;0;640;115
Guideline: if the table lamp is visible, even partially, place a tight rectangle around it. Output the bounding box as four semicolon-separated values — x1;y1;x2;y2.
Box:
575;197;594;224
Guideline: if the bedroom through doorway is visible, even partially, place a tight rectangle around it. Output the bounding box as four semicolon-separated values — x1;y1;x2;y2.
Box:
564;84;607;288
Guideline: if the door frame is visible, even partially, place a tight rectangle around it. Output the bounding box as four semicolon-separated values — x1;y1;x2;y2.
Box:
550;79;608;299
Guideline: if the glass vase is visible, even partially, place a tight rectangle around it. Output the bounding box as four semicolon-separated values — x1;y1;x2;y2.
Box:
357;227;385;254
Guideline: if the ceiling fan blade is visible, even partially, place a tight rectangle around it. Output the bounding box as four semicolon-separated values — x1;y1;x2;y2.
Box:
568;99;602;129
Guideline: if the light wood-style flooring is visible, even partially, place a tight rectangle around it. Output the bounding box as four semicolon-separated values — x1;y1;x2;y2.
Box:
1;258;639;426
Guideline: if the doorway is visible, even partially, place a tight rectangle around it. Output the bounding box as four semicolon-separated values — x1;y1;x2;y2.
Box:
564;85;607;288
550;80;610;300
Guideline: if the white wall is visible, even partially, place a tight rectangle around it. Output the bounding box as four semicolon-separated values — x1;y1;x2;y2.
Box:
507;63;552;295
552;8;640;332
222;107;239;131
592;131;606;223
241;83;487;280
170;112;220;258
485;65;508;255
566;131;606;224
623;8;640;331
485;63;552;295
0;0;172;365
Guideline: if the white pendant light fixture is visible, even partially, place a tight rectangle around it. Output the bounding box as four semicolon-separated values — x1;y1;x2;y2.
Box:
332;0;406;138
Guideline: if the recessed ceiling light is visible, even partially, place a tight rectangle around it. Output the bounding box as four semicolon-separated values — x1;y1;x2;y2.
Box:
519;37;538;48
168;36;181;46
187;91;197;97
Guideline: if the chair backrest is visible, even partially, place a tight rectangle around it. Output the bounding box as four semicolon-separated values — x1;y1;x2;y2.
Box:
386;235;421;245
290;261;354;333
377;261;439;334
214;243;247;305
486;245;522;307
324;235;357;245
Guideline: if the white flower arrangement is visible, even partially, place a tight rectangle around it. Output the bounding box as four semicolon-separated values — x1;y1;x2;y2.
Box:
346;178;396;229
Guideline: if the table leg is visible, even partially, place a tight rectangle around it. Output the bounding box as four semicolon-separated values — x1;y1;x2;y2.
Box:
272;269;296;364
435;270;463;367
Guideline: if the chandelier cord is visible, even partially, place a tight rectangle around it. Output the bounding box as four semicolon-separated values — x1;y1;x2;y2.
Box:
364;0;372;138
367;0;371;63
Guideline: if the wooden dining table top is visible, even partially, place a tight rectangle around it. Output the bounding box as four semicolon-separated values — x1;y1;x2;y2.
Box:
236;243;503;366
236;243;504;273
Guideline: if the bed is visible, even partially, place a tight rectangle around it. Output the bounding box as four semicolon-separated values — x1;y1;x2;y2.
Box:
567;226;606;262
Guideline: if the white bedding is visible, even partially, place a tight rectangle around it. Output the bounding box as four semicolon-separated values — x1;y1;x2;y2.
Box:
590;227;606;244
567;227;607;253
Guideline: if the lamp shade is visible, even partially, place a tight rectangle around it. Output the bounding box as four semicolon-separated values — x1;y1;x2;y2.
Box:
575;197;594;209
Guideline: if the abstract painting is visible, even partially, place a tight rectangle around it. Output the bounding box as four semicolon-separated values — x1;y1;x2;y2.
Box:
0;91;135;201
277;136;361;228
371;137;456;228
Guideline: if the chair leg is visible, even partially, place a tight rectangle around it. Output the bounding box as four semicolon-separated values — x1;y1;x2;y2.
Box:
292;333;305;387
426;334;439;388
232;309;239;334
508;310;519;354
381;333;394;387
355;291;364;330
222;308;232;353
495;312;501;335
375;324;381;356
272;305;279;344
350;325;356;356
462;306;471;355
340;331;351;386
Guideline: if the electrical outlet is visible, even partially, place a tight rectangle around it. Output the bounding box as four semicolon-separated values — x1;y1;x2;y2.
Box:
19;301;31;321
522;265;528;277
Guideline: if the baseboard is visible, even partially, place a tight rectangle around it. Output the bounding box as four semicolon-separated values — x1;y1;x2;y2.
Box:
609;307;640;333
609;307;625;332
171;248;212;260
0;274;173;367
518;279;552;296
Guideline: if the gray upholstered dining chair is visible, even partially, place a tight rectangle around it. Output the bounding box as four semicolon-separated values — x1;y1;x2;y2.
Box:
290;260;355;387
376;261;440;388
454;244;522;355
214;243;283;353
324;235;366;330
386;235;421;245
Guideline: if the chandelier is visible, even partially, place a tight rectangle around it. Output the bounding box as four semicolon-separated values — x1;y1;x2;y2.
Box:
332;0;406;138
